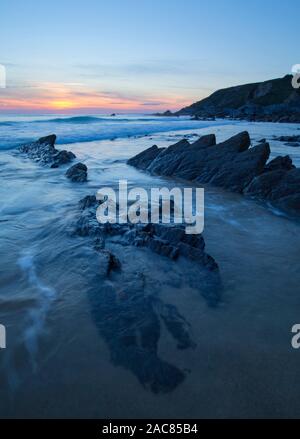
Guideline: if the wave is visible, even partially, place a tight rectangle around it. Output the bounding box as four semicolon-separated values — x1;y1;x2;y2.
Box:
37;116;116;124
0;116;234;150
0;116;109;126
0;115;161;126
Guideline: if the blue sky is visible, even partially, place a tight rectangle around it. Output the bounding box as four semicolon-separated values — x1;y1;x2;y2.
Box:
0;0;299;113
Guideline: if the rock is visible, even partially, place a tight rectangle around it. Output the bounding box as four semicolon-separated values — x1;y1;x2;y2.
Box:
284;142;300;147
189;134;216;150
269;168;300;201
147;134;216;177
258;138;266;143
79;195;97;209
245;168;300;216
175;75;300;123
127;145;164;170
264;155;295;172
274;135;300;142
128;131;300;216
73;190;221;394
98;250;121;277
19;134;76;167
74;195;219;271
273;194;300;216
66;162;88;182
197;142;270;192
37;134;56;147
244;170;287;199
129;131;270;193
50;150;76;168
88;281;187;393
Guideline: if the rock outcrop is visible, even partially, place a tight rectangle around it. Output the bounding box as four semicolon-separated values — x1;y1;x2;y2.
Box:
128;131;300;217
19;134;76;167
73;193;222;393
66;162;88;182
245;167;300;216
75;196;214;393
273;135;300;147
75;199;219;273
173;75;300;123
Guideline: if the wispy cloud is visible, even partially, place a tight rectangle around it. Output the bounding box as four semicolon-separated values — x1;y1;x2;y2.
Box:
0;80;191;112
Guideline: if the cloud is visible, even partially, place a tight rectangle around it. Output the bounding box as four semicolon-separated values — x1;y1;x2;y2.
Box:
0;79;191;112
73;58;208;79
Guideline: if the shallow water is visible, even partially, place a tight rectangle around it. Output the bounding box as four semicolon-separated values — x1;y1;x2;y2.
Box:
0;119;300;418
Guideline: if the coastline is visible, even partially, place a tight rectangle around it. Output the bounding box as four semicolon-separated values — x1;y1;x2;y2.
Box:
1;120;300;417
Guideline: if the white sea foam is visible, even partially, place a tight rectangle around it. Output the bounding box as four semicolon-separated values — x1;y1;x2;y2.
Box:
0;114;233;149
18;249;56;369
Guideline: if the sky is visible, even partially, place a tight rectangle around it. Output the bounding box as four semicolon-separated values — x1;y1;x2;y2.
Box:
0;0;299;114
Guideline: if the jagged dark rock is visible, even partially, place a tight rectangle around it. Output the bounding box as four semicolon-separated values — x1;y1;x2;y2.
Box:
79;195;98;209
284;142;300;147
129;131;269;192
66;162;88;182
19;134;76;167
76;195;219;272
127;145;165;170
75;195;221;392
264;155;295;172
128;131;300;217
274;135;300;142
244;168;300;216
146;135;216;178
273;135;300;147
51;150;76;168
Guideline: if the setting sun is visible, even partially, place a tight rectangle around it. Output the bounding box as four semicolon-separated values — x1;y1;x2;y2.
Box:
51;99;75;110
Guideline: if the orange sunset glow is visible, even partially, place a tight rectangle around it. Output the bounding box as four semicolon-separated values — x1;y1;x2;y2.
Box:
0;81;192;113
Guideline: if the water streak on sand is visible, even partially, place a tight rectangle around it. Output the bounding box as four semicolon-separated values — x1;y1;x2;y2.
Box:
18;249;56;369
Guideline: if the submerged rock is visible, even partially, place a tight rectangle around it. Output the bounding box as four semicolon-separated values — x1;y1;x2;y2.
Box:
75;196;219;272
88;282;187;393
66;162;88;182
79;194;98;209
274;135;300;142
284;142;300;147
272;135;300;146
75;194;221;393
19;134;76;167
98;249;121;278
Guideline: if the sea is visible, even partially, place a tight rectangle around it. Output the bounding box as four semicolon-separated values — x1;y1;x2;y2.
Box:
0;114;300;418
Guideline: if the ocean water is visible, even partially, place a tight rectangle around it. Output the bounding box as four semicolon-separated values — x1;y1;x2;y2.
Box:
0;114;235;150
0;115;300;418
